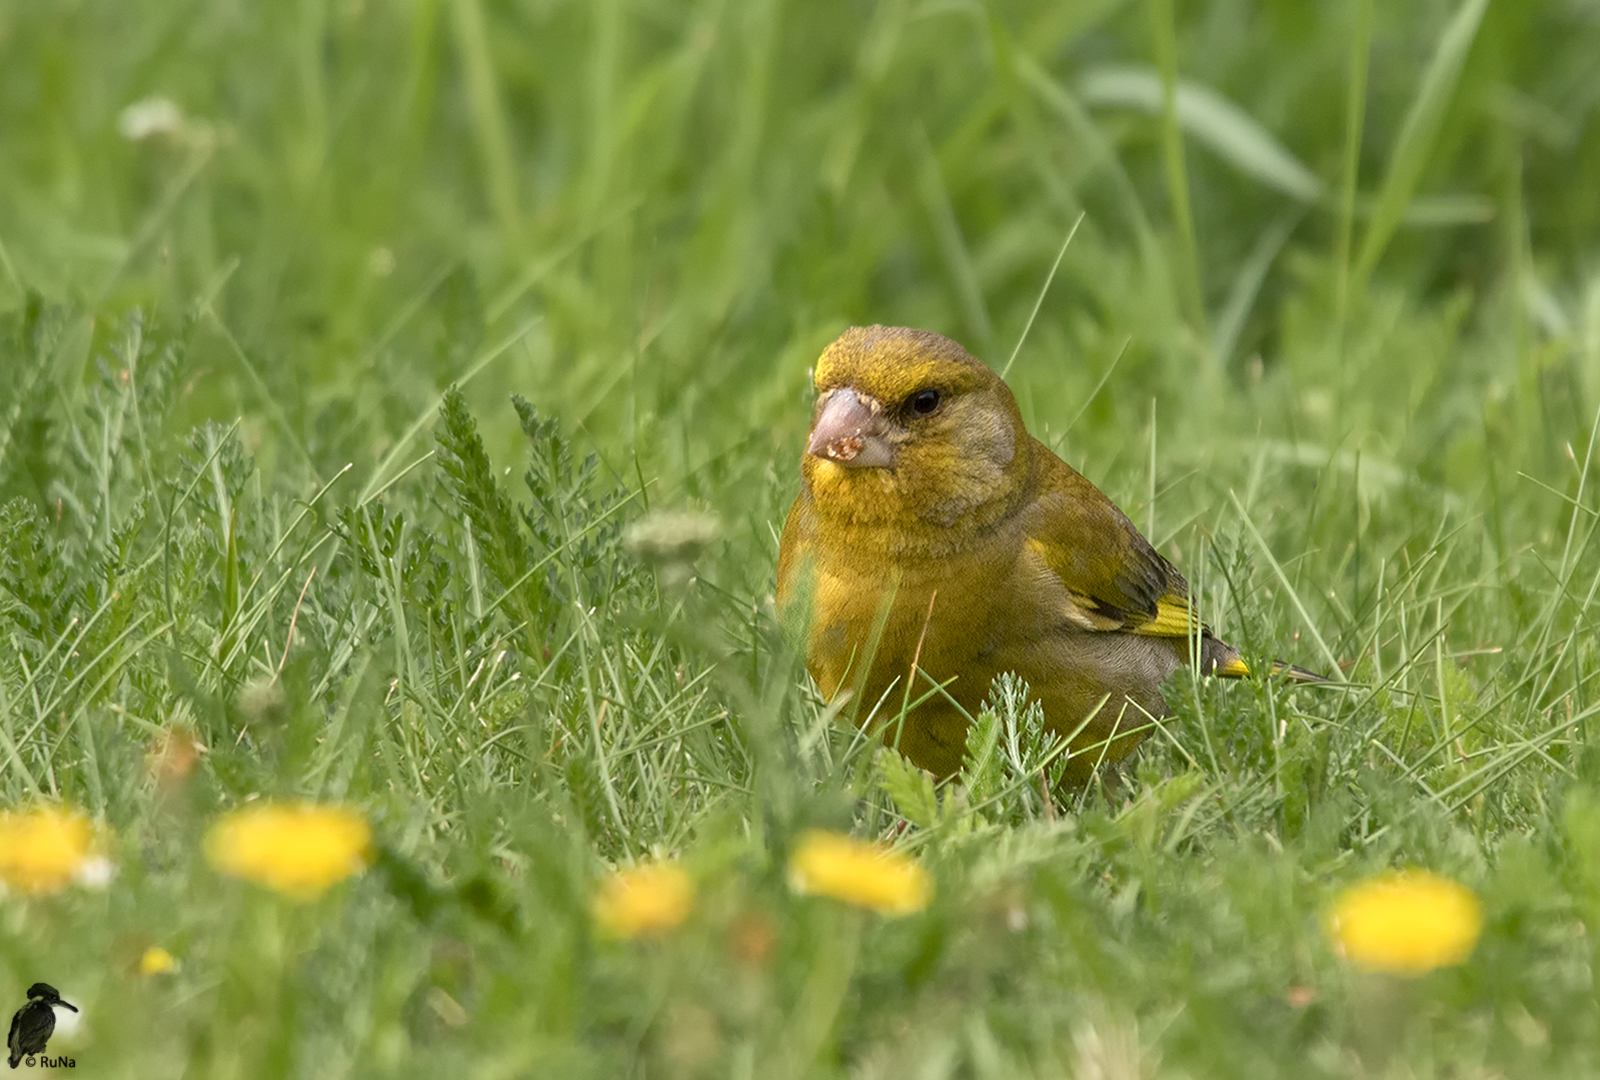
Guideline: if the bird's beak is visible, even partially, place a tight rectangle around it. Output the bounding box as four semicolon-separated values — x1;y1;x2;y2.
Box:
58;1000;77;1013
807;388;895;468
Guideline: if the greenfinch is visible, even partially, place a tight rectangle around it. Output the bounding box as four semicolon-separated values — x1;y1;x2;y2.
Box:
777;325;1319;783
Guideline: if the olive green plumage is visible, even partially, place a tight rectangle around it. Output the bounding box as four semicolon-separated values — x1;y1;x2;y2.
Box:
777;325;1300;782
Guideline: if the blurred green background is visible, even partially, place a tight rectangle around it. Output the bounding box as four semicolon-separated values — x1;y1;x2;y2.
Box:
8;0;1599;507
8;0;1600;1075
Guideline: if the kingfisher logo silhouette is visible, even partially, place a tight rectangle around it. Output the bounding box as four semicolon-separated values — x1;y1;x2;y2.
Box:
7;984;77;1070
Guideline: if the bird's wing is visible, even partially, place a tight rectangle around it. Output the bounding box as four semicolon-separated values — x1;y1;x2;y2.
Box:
8;1007;21;1063
1021;447;1224;647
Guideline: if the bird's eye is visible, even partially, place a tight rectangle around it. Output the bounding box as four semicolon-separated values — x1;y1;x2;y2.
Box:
909;388;942;416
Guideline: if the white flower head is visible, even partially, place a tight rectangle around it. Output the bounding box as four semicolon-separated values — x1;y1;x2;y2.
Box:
118;97;186;141
74;855;117;891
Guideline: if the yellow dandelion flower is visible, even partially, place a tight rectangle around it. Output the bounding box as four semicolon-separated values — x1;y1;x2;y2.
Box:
787;830;932;916
139;946;178;976
593;862;694;939
0;805;96;895
205;802;372;899
1327;870;1483;975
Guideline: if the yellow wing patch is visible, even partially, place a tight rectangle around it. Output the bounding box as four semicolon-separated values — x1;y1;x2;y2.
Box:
1131;595;1203;638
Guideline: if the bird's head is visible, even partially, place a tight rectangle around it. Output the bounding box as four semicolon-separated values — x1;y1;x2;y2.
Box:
24;984;76;1011
802;326;1030;533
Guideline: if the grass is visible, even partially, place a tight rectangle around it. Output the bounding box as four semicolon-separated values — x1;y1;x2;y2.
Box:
3;0;1600;1074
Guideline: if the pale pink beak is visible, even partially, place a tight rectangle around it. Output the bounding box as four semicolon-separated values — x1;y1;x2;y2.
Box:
807;388;895;468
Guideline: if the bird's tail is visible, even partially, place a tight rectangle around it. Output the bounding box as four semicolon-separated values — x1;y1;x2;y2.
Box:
1210;654;1329;683
1267;660;1330;683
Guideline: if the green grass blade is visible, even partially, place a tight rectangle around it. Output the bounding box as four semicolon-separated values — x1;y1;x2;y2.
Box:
1334;0;1374;331
1001;212;1084;379
1078;65;1324;202
1353;0;1489;283
1147;0;1207;337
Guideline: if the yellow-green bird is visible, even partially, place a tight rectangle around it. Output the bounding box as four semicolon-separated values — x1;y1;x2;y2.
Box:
776;325;1320;783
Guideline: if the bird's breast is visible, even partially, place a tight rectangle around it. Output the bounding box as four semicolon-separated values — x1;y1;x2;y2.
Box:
796;519;1036;708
